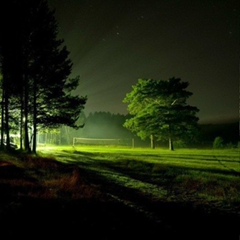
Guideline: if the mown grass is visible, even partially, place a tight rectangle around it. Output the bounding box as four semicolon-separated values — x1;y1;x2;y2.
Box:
37;145;240;210
0;146;239;239
11;145;236;215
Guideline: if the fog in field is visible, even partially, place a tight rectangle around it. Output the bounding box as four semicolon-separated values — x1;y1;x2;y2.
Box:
38;111;238;149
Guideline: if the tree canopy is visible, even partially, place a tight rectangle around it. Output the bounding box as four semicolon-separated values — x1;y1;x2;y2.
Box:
0;0;87;153
123;77;199;150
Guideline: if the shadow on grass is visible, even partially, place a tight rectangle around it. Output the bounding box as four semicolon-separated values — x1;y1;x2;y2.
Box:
0;151;239;239
65;150;240;179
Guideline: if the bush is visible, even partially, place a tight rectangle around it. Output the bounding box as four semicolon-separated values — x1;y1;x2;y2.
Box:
213;136;224;149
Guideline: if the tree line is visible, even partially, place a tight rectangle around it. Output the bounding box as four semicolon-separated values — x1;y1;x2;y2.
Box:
0;0;87;153
63;110;237;149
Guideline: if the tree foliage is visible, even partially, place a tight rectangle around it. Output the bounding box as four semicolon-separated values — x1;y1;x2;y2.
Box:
123;77;199;150
0;0;87;153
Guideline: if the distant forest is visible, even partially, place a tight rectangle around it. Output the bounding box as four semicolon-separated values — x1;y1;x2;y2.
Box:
38;111;239;148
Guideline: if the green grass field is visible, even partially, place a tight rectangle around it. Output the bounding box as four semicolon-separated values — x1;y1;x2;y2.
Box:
1;145;239;238
38;145;240;206
39;145;240;173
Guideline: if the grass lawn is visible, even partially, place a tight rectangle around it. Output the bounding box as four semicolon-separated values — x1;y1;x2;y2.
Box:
0;145;239;239
39;145;240;204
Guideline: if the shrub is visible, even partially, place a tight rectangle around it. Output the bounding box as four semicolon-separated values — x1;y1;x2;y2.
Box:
213;136;224;149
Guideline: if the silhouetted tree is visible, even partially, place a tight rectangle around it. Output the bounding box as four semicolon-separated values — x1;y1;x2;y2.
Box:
0;0;87;153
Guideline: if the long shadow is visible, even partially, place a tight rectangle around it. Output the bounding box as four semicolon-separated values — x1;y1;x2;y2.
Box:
139;153;240;164
88;157;240;178
69;161;240;239
68;149;240;167
37;150;240;238
57;151;240;186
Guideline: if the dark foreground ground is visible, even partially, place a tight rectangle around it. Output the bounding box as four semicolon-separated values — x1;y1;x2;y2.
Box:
0;155;239;240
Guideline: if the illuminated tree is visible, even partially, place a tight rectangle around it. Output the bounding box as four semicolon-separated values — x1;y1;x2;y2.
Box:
123;77;199;150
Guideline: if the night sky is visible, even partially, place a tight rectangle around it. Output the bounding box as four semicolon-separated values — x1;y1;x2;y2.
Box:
48;0;239;123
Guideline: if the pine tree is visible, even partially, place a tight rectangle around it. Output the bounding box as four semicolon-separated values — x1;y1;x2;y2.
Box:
0;0;87;153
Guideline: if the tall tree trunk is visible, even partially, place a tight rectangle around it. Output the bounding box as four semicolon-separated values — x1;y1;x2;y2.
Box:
32;120;37;153
20;99;23;150
24;77;31;153
24;112;30;152
4;89;10;149
0;88;4;148
168;124;174;151
169;137;174;151
32;78;37;154
150;134;155;149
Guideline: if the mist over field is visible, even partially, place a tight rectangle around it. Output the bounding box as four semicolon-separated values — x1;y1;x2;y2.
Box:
37;111;238;150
